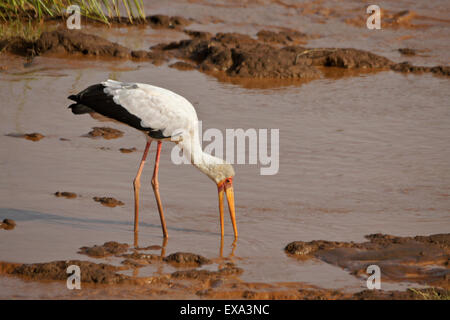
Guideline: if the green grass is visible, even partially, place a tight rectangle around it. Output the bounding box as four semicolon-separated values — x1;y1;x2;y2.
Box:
0;0;146;24
0;20;43;41
409;288;450;300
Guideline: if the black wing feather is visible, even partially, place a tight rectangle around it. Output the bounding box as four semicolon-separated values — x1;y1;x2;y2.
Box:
68;84;169;139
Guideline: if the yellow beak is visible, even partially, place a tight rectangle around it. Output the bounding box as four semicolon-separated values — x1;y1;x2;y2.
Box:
217;178;238;240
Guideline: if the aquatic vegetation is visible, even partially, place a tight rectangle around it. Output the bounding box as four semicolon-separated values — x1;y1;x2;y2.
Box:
409;288;450;300
0;0;146;24
0;19;43;40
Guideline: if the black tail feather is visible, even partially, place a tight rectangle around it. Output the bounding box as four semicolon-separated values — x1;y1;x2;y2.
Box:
68;94;78;102
69;103;93;115
67;84;169;139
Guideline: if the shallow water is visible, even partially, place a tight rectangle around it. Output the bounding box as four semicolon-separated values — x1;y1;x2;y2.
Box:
0;0;449;298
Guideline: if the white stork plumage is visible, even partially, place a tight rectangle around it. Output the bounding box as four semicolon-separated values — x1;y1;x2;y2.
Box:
68;79;237;239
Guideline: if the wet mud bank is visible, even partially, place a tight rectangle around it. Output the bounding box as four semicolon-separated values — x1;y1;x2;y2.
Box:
1;239;448;299
0;12;191;60
157;31;449;78
0;242;246;297
286;233;450;289
1;28;448;83
391;62;450;76
79;242;129;258
157;32;392;78
0;260;130;285
1;29;129;58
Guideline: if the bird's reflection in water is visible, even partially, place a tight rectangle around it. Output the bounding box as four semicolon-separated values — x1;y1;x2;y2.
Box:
219;237;237;260
160;237;168;258
131;231;168;277
132;230;238;277
133;230;167;255
134;230;139;249
132;265;139;278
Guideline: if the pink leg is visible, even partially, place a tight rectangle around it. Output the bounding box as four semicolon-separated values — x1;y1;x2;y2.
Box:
151;141;168;238
134;141;151;233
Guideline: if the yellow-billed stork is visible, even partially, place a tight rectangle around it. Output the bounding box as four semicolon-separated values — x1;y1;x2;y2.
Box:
68;80;237;240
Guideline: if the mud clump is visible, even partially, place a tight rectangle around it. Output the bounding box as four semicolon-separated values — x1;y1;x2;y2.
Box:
169;61;196;71
79;241;129;258
0;219;16;230
121;252;162;265
130;50;166;64
5;260;129;284
6;132;45;141
398;48;417;56
256;29;309;44
3;28;448;81
87;127;124;139
160;32;319;79
1;29;130;58
118;251;212;269
121;259;146;268
131;50;149;59
313;48;393;69
171;263;243;281
54;191;77;199
286;233;450;288
163;252;211;267
24;133;45;141
146;50;167;65
184;30;212;40
93;197;124;207
285;239;356;256
0;37;35;56
391;62;450;76
36;29;130;58
159;32;400;79
119;147;137;153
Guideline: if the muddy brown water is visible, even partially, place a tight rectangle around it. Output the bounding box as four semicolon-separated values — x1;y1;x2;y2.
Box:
0;0;449;298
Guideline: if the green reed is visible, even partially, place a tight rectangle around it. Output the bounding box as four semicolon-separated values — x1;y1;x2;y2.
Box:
409;288;450;300
0;19;43;40
0;0;146;24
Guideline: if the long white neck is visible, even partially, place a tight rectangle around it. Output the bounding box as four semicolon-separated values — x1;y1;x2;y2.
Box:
177;129;227;183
